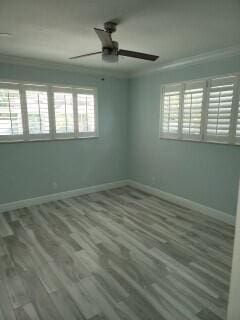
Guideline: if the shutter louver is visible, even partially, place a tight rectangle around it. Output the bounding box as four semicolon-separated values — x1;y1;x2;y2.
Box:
206;78;234;141
182;82;204;139
26;90;49;135
54;92;74;134
0;88;23;136
77;94;95;132
161;85;181;136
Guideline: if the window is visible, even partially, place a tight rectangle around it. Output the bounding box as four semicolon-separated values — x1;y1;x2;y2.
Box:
160;74;240;145
0;81;98;142
206;78;234;142
77;93;95;133
26;89;50;135
0;86;23;138
53;91;74;135
236;93;240;142
161;84;181;137
182;81;204;140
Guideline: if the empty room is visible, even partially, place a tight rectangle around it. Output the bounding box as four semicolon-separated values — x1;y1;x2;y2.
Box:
0;0;240;319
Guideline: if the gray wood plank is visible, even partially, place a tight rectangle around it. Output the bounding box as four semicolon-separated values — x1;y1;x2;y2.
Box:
15;303;41;320
0;279;16;320
20;271;63;320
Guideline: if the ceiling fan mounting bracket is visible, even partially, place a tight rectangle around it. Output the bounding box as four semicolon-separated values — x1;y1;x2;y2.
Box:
104;21;117;34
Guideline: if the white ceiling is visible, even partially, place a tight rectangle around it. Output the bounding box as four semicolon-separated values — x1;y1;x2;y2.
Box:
0;0;240;75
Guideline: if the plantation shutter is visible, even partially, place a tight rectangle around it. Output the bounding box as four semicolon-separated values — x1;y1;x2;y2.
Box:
26;90;50;135
205;77;235;142
182;81;204;139
0;87;23;137
53;91;74;134
236;94;240;142
77;93;95;133
161;84;181;137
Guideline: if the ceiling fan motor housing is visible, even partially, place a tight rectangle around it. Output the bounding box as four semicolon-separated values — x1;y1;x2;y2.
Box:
104;21;117;33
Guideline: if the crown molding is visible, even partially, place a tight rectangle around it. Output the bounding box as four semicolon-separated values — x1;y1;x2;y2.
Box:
130;44;240;78
0;54;129;79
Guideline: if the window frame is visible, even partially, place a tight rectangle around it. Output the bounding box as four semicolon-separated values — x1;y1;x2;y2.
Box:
204;77;236;144
75;88;99;138
0;80;99;143
159;84;182;140
181;80;205;142
24;84;51;140
159;73;240;146
52;87;75;139
0;82;24;142
232;78;240;145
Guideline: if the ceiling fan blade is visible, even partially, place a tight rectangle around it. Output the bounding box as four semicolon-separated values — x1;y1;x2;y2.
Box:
118;49;159;61
69;51;102;59
94;28;113;49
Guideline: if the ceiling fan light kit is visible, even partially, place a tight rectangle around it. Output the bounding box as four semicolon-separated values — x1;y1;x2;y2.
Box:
102;48;119;63
102;40;119;63
70;21;159;63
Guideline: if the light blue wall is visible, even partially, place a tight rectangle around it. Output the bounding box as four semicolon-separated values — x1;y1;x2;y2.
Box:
128;55;240;216
0;63;129;203
1;56;240;216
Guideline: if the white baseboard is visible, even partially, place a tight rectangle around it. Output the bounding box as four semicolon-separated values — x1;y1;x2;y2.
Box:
0;180;128;213
0;178;235;226
127;180;236;226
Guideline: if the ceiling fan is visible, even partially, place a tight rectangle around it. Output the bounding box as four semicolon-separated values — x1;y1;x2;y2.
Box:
69;21;159;63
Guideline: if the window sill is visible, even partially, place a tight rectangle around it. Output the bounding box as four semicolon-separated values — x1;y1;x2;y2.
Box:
0;135;99;144
159;136;240;146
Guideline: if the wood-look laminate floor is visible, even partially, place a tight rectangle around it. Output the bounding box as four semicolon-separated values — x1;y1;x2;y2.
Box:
0;187;235;320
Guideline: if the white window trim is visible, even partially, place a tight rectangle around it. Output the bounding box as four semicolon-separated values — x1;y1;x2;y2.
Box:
159;72;240;146
0;79;99;143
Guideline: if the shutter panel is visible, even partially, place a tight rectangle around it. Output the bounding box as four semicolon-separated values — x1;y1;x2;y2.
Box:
236;95;240;140
206;77;235;142
26;90;50;135
161;84;181;137
182;81;204;139
77;94;95;133
0;88;23;136
54;92;74;134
